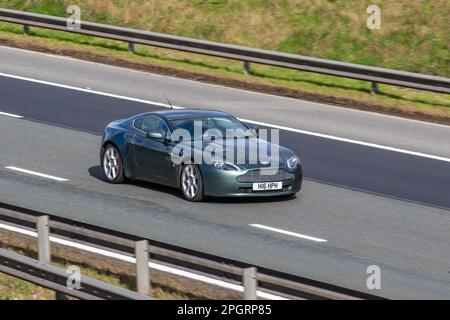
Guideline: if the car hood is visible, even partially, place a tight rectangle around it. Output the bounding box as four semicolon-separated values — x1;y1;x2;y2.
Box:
174;138;296;170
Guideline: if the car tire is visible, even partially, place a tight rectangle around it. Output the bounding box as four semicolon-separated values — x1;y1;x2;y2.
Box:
180;164;204;202
102;144;125;184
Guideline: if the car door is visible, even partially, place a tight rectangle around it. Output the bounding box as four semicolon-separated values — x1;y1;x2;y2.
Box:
132;116;173;184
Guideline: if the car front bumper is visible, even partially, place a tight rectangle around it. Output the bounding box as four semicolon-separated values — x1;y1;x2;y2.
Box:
202;165;303;197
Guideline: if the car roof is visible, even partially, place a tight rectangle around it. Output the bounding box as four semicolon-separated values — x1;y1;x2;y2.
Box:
134;109;232;121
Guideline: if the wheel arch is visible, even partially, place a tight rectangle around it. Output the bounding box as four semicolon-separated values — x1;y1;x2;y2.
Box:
100;140;133;179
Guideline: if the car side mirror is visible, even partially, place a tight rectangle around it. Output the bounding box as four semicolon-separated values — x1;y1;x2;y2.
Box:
147;131;163;140
147;131;172;144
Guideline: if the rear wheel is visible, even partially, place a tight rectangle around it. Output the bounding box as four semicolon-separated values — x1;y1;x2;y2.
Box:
102;145;125;183
181;164;204;202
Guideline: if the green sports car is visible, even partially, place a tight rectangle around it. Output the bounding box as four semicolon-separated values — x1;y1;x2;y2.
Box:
100;109;302;201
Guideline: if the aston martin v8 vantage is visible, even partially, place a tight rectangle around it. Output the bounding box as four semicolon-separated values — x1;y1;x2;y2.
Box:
100;110;302;201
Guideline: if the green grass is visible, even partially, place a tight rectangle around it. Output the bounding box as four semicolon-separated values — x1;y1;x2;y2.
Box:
1;0;448;76
0;273;55;300
0;1;448;120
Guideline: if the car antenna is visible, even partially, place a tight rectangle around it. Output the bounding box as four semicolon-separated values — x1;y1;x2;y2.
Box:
164;92;174;110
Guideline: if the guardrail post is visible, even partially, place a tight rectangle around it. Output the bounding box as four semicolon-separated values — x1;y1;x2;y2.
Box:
55;291;68;300
243;61;251;75
242;267;257;300
23;24;29;35
36;215;67;300
135;240;150;295
371;82;379;94
128;42;135;54
37;215;51;263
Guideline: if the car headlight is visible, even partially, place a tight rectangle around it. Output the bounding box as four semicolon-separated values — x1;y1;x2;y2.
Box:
287;156;299;169
213;160;240;171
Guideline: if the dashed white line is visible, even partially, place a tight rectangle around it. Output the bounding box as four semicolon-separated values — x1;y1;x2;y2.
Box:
250;224;328;243
1;71;449;163
0;111;23;118
5;166;69;182
0;222;287;300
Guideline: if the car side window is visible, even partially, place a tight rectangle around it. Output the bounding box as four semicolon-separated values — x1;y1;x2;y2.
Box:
134;118;144;131
134;116;170;139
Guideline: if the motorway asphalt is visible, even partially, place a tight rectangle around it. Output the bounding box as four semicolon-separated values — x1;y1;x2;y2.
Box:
2;45;450;158
0;46;449;298
0;74;449;209
1;116;449;299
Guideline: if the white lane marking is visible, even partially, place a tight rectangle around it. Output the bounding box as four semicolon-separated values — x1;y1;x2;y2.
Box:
0;111;23;118
241;118;450;163
250;224;328;243
5;166;69;182
0;72;184;110
0;222;287;300
1;71;449;163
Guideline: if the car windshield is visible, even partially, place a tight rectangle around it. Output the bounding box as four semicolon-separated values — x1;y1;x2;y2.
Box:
169;116;254;141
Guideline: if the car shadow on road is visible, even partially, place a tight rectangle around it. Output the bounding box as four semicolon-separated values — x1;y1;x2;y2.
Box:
88;165;106;181
207;194;297;204
88;165;298;204
88;165;185;199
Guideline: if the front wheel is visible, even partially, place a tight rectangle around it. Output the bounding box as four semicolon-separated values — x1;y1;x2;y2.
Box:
180;164;204;202
102;144;125;183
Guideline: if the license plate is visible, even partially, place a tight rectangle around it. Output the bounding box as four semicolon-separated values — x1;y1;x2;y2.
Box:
252;181;282;191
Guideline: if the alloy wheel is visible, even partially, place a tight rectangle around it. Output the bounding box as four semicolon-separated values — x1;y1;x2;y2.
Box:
181;165;200;199
103;146;121;181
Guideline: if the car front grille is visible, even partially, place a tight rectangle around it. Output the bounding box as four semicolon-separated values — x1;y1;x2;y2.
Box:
236;169;294;183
